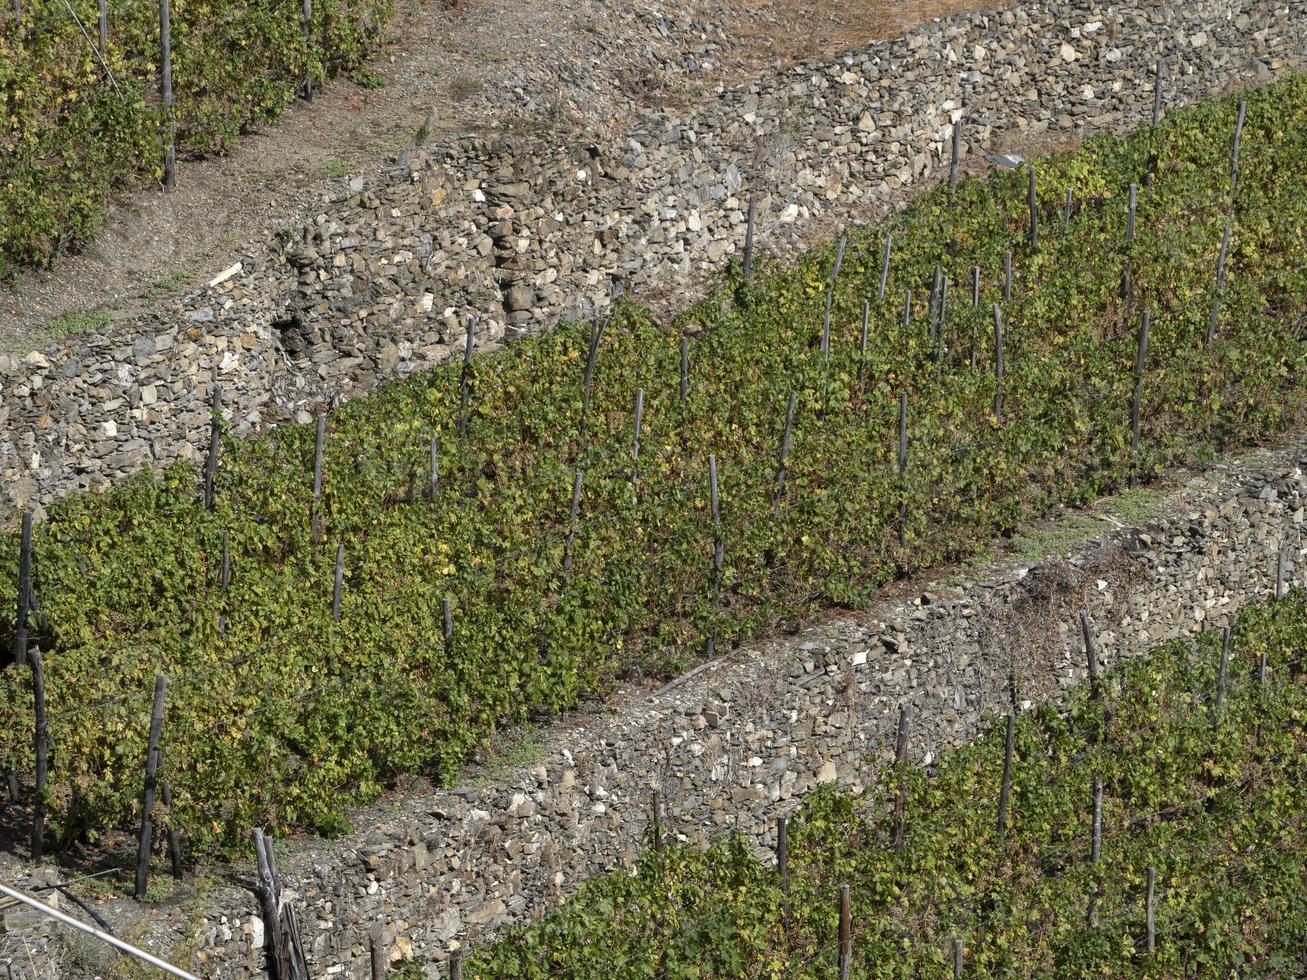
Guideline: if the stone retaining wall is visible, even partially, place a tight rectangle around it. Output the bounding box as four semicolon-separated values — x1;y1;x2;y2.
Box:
1;0;1303;514
8;440;1303;978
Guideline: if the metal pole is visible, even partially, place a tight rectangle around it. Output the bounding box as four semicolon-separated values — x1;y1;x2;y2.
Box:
0;884;201;980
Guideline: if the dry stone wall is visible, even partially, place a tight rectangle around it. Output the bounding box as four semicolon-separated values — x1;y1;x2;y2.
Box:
7;441;1303;979
1;0;1303;515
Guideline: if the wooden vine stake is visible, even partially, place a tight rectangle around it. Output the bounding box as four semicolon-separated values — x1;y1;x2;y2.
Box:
705;454;722;658
774;391;798;508
98;0;108;53
1206;219;1232;346
134;674;168;899
449;949;464;980
204;387;222;510
1121;183;1138;308
1213;625;1231;715
892;704;912;850
996;709;1016;842
631;388;645;493
1152;60;1164;126
777;815;789;893
969;266;980;369
563;469;583;574
1230;98;1247;196
159;764;184;880
992;305;1005;423
160;0;175;188
953;938;964;978
1146;866;1157;953
742;195;757;282
331;543;345;621
253;828;310;980
218;529;232;633
837;883;853;980
30;650;47;863
369;925;385;980
442;596;453;644
1128;310;1150;487
15;510;32;667
300;0;314;99
897;392;908;549
429;437;440;500
458;319;476;438
878;234;893;301
1088;775;1102;927
949;118;962;189
679;335;690;404
1062;188;1073;234
576;320;604;448
1026;166;1038;251
650;790;662;853
1080;610;1101;700
857;300;870;384
1003;251;1012;302
311;413;326;541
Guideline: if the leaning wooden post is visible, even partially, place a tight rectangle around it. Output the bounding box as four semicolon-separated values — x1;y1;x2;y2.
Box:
30;650;47;863
457;320;475;438
1145;866;1157;953
160;0;175;188
949;118;962;189
98;0;108;53
203;387;222;510
15;510;32;667
300;0;314;99
897;392;908;549
135;674;169;899
331;543;345;621
1215;626;1230;713
774;391;798;508
311;413;326;541
1080;610;1100;700
892;704;911;850
679;335;690;404
1230;98;1247;196
996;709;1016;841
1026;166;1038;251
991;305;1005;423
562;469;583;574
160;769;184;880
1206;219;1232;346
777;815;789;893
837;883;853;980
877;234;893;301
742;195;757;283
1128;310;1150;487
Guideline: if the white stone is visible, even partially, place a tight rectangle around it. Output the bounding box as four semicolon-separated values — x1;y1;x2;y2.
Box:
1060;42;1078;62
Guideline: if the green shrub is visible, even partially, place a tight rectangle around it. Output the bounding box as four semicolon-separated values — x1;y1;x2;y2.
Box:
0;0;392;275
472;592;1307;977
0;77;1304;857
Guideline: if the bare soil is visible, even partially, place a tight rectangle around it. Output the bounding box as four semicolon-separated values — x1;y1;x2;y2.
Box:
0;0;1005;351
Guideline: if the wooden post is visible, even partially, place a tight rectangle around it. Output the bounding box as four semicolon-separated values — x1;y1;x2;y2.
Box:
775;391;798;507
301;0;314;100
1080;610;1100;698
877;234;892;302
928;265;942;346
892;704;911;850
15;510;32;667
742;195;757;282
1216;626;1230;713
1027;166;1038;251
369;925;386;980
992;305;1004;422
949;119;962;189
837;884;852;980
1230;98;1247;195
970;267;980;369
1206;219;1232;346
449;949;464;980
631;388;645;491
30;650;47;863
253;829;292;980
98;0;108;53
1126;183;1137;243
953;937;964;978
996;709;1015;841
577;320;604;446
160;773;184;880
1145;866;1156;953
901;289;912;330
936;277;949;360
135;674;168;899
429;437;439;500
331;543;345;621
160;0;175;188
442;597;453;643
458;320;475;438
650;791;662;853
1003;251;1012;302
218;529;231;633
12;0;20;31
706;455;721;658
1275;549;1286;601
897;392;908;549
1089;775;1102;927
857;300;870;384
680;335;690;404
311;413;326;541
6;771;18;804
1063;188;1072;233
1122;184;1137;308
777;815;789;893
563;469;583;574
1129;310;1150;486
1151;61;1163;126
204;387;222;511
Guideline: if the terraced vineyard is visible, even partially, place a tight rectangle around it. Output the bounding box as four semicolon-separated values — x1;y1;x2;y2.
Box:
471;591;1307;977
1;76;1305;857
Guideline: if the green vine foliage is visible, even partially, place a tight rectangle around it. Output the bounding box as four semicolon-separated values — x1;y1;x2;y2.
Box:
472;592;1307;977
0;77;1305;856
0;0;392;274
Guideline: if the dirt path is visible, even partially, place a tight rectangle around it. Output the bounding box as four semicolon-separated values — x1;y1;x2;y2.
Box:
0;0;1001;351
